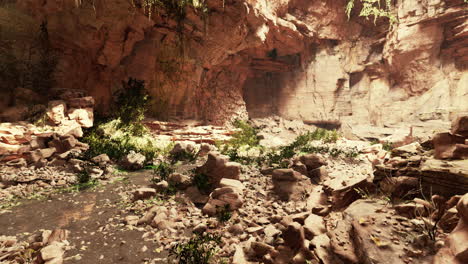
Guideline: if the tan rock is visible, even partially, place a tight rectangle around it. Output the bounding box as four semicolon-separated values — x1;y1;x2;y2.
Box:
46;100;67;125
67;108;94;128
451;116;468;137
133;188;157;200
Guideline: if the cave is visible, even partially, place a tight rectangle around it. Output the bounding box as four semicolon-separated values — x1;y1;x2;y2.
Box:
1;1;468;263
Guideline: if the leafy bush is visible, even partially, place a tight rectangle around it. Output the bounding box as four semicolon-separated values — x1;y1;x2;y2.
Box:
169;233;221;264
82;121;163;162
114;78;150;136
149;162;174;182
193;172;212;194
216;204;232;223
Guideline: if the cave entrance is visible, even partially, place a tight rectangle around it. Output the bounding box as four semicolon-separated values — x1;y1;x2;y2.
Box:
242;56;299;119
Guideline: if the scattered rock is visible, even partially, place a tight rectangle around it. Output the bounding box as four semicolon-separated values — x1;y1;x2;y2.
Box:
133;188;157;200
119;151;146;170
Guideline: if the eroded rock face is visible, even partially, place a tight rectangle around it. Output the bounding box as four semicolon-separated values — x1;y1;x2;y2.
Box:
8;0;467;126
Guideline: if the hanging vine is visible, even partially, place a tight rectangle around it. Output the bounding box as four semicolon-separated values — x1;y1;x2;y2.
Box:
345;0;397;27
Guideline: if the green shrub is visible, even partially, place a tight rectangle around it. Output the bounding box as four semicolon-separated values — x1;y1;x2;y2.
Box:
114;78;150;136
193;172;212;194
82;125;159;162
149;162;174;182
169;232;221;264
216;204;232;223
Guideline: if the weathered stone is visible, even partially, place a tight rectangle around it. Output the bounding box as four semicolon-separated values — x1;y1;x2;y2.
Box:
133;188;157;200
299;154;327;170
67;108;94;128
185;186;209;204
433;132;467;160
304;214;326;239
272;169;313;201
451;116;468;137
282;222;305;250
168;173;191;189
91;154;110;164
196;151;241;188
219;178;244;193
119;151;145;170
46;100;67;125
202;186;243;216
29;147;57;163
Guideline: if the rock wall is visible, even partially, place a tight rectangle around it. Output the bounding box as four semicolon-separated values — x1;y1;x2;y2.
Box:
6;0;468;126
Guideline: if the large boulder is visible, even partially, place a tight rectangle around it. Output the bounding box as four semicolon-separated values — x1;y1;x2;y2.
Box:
433;132;468;160
272;169;313;201
195;151;241;188
434;193;468;264
202;186;243;216
46;100;67;125
451;116;468;137
119;151;146;170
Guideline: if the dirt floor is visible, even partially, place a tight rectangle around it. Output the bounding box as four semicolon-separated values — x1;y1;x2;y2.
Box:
0;172;167;264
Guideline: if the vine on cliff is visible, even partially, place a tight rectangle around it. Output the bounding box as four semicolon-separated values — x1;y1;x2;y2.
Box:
346;0;397;26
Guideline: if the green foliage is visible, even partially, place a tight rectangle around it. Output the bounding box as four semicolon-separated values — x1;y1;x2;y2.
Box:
169;232;221;264
149;162;174;182
262;129;346;167
217;120;263;165
115;78;150;136
193;172;212;194
229;120;261;148
382;141;394;151
345;0;397;26
82;125;159;162
215;204;232;223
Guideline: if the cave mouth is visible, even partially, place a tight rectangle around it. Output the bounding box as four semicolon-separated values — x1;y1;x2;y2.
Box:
242;54;302;120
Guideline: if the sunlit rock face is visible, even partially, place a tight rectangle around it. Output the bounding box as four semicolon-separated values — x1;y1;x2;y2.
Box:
13;0;468;125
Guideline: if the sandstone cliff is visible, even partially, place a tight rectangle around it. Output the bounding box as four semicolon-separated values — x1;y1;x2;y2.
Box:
3;0;468;126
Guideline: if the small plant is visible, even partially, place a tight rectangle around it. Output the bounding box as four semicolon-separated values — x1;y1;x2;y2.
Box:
382;141;394;151
193;172;212;194
149;162;174;182
216;204;232;223
169;232;222;264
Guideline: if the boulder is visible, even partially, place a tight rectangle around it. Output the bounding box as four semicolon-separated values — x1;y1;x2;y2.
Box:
202;186;243;216
28;147;57;163
67;108;94;128
303;214;326;239
282;222;305;250
433;132;467;160
91;154;110;164
46;100;67;125
169;141;197;158
196;151;241;188
219;178;245;193
119;151;146;170
48;135;78;153
168;173;191;189
272;169;313;201
434;193;468;264
133;188;157;200
451;116;468;137
299;154;327;170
